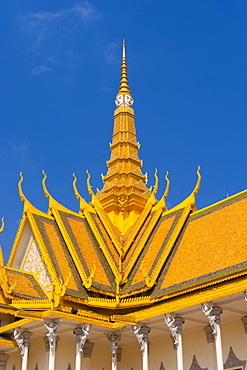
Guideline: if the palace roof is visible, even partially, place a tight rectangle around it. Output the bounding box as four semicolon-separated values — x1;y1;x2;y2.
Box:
1;41;247;328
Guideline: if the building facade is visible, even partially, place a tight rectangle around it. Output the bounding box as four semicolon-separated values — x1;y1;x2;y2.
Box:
0;41;246;370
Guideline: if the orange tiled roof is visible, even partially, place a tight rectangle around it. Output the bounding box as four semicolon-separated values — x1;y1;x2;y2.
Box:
153;191;247;298
6;268;47;300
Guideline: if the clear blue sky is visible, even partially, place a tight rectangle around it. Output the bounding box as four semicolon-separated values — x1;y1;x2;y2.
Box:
0;1;246;257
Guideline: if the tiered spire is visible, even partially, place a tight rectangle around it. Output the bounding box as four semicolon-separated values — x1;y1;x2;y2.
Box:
96;40;150;232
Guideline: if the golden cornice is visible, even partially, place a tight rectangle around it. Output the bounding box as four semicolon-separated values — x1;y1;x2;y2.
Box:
0;319;33;335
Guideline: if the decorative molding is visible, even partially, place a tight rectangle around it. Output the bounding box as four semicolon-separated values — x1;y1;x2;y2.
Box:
0;352;9;370
241;316;247;334
189;355;208;370
224;346;246;369
117;347;122;362
204;325;215;343
83;341;94;358
132;325;150;353
164;314;184;350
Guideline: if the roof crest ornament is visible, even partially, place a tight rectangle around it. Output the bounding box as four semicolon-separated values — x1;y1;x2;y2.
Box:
169;166;201;213
152;171;170;212
0;217;4;233
72;173;94;214
18;172;47;216
42;170;74;214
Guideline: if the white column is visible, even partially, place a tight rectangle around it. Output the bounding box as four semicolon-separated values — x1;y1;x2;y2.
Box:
13;328;32;370
132;325;151;370
106;334;121;370
73;324;91;370
44;321;60;370
202;303;223;370
164;314;184;370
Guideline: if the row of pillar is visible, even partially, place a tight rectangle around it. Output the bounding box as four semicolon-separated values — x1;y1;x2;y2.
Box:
7;302;247;370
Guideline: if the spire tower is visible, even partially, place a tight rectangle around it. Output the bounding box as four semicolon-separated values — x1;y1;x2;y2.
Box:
96;40;150;233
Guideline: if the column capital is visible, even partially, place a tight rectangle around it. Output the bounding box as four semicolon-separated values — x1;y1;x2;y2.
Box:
132;325;151;353
73;324;91;352
202;303;223;337
106;333;121;359
22;331;33;348
164;314;184;350
43;321;60;357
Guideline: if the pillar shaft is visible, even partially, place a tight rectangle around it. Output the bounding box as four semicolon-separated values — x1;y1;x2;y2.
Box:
73;325;91;370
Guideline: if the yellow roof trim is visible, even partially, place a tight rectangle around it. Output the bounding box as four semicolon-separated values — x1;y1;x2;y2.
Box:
18;172;49;217
72;173;95;213
167;166;201;213
0;319;33;335
42;170;75;215
152;171;170;212
192;187;247;216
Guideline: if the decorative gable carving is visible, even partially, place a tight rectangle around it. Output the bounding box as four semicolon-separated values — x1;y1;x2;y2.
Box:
224;346;246;369
189;355;208;370
21;238;51;291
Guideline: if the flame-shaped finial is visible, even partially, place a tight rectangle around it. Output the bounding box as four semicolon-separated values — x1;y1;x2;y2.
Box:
18;172;25;202
42;170;50;198
164;171;170;198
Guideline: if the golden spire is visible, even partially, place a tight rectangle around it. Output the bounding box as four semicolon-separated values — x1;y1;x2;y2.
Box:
96;40;150;233
118;39;131;96
115;39;134;107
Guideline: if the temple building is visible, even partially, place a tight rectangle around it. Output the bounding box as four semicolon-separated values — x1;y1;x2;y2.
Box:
0;40;247;370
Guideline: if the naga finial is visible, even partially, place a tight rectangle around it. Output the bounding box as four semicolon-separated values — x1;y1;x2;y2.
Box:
86;170;94;196
193;166;201;195
72;173;80;200
0;217;4;234
153;169;159;195
18;172;25;202
164;171;170;198
42;170;50;198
